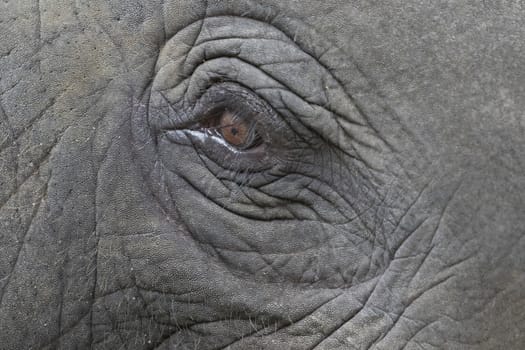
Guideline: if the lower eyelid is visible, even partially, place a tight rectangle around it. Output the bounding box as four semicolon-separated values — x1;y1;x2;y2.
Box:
163;129;274;175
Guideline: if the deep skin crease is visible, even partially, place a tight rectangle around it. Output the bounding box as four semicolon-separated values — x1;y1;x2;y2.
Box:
1;0;524;349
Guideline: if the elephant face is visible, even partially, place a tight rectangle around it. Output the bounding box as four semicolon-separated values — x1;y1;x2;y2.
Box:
1;0;524;349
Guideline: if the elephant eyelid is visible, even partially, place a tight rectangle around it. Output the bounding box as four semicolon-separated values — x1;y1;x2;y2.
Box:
164;83;278;148
157;82;302;176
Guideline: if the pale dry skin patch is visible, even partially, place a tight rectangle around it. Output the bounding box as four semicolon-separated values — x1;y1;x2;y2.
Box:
0;0;524;349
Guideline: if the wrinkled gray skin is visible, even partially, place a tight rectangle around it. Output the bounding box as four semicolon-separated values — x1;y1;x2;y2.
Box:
1;0;524;349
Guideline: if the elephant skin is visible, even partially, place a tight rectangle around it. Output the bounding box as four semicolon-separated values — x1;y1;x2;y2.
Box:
0;0;524;349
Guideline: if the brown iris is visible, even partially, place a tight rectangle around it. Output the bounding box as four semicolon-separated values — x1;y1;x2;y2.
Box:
217;111;251;147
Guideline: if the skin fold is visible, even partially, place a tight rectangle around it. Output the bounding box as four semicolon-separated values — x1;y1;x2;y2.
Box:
0;0;524;348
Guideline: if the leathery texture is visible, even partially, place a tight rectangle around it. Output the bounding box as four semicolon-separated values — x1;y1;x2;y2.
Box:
0;1;523;349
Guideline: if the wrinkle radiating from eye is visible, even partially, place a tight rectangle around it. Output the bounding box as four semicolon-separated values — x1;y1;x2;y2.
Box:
140;14;399;291
148;23;384;227
158;54;386;193
153;17;383;154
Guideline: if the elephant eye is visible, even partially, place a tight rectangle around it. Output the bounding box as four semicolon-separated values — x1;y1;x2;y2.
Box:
158;83;296;174
199;109;263;150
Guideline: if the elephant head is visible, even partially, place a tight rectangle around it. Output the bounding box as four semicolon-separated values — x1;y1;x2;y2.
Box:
1;0;524;349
